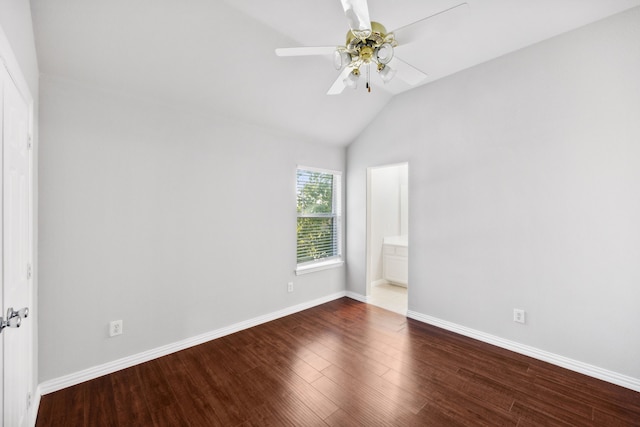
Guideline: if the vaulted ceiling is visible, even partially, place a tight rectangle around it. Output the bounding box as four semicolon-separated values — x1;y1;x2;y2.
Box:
30;0;640;146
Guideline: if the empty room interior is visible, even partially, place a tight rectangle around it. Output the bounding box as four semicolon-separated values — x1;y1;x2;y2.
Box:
1;0;639;425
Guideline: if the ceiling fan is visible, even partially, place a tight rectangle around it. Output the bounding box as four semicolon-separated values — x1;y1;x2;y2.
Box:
275;0;469;95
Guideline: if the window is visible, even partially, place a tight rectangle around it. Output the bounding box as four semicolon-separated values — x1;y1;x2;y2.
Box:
296;167;342;273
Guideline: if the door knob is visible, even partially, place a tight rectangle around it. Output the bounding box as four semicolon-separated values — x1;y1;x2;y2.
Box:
0;307;29;334
7;307;29;320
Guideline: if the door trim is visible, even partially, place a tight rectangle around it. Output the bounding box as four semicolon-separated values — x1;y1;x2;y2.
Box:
0;24;37;427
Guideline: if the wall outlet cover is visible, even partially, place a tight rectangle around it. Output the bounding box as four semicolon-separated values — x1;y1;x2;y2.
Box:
513;309;526;324
109;320;123;337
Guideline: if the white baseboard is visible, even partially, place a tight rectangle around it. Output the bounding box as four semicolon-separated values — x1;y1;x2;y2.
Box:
345;291;369;303
38;291;347;395
407;310;640;393
38;294;639;397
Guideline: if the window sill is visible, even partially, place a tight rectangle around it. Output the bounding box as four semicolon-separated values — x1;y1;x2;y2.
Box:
295;259;344;276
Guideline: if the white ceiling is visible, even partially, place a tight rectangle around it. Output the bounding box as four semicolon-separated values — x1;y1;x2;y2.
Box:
30;0;640;146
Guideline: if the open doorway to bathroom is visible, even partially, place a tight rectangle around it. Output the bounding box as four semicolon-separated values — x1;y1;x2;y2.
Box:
366;163;408;315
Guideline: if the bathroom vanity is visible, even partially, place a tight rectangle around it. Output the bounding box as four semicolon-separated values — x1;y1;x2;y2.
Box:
382;235;408;287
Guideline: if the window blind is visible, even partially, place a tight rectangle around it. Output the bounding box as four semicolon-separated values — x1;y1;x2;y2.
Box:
296;168;342;265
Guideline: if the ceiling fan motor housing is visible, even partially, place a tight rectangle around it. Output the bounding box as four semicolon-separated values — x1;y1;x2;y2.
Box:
345;21;396;65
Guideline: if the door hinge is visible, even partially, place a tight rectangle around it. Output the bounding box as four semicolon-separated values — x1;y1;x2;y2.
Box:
28;134;33;150
27;263;32;280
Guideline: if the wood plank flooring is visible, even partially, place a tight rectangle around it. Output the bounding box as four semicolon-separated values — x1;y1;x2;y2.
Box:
36;298;640;426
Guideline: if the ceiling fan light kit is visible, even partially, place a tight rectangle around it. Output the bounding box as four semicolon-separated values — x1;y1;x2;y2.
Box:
344;68;360;89
275;1;468;95
334;50;352;70
378;63;396;83
335;21;398;90
376;43;394;64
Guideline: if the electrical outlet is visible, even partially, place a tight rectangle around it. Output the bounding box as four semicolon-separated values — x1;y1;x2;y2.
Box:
287;282;294;293
513;309;526;324
109;320;123;337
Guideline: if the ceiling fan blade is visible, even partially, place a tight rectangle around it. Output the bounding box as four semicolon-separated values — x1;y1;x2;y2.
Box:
389;57;428;86
327;66;353;95
392;3;469;45
340;0;372;39
275;46;336;57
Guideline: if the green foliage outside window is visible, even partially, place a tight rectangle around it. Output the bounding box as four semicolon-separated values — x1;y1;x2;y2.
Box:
296;170;339;264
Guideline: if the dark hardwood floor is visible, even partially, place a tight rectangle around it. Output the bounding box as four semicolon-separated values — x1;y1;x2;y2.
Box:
36;298;640;426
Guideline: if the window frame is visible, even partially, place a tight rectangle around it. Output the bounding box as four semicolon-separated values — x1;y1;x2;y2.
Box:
295;166;344;275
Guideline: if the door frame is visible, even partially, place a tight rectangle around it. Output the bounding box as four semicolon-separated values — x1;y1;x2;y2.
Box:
0;25;37;427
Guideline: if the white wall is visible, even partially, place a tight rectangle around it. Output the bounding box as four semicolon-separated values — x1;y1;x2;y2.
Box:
38;76;345;381
347;7;640;381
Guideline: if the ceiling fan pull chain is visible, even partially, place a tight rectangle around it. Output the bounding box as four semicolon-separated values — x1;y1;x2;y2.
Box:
367;63;371;92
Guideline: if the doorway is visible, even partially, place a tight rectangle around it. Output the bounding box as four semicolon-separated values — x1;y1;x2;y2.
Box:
366;163;408;315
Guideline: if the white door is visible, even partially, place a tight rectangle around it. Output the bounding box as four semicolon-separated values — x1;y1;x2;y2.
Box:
1;62;33;427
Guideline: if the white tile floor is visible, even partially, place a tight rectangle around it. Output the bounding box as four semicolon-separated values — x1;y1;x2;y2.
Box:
369;282;408;315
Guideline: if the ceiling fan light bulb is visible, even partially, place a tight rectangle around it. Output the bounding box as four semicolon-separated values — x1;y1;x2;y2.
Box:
379;64;396;83
334;50;351;70
344;70;360;89
333;50;343;70
333;50;342;70
376;43;394;64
